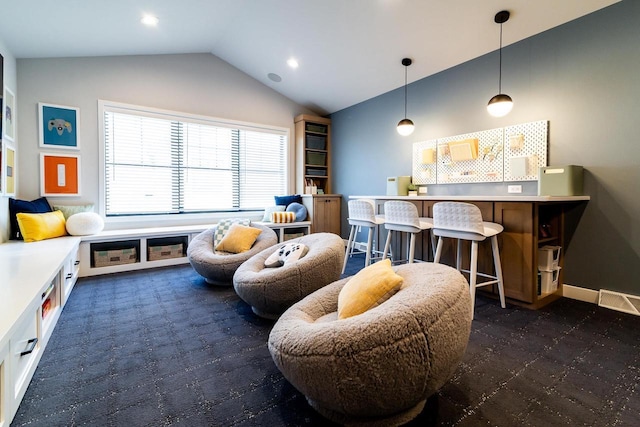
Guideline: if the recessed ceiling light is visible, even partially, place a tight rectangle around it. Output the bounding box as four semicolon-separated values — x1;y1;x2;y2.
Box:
141;14;159;27
287;58;299;69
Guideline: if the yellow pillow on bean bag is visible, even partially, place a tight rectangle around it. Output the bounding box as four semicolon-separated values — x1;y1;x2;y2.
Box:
338;259;404;319
16;210;68;242
215;223;262;253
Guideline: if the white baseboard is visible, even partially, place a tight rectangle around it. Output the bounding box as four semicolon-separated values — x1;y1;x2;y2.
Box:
562;284;599;304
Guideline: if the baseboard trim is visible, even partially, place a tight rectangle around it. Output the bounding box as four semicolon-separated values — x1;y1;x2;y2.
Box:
562;284;599;304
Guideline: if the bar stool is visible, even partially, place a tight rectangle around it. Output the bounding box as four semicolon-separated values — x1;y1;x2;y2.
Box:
342;199;385;274
381;201;433;264
432;202;506;318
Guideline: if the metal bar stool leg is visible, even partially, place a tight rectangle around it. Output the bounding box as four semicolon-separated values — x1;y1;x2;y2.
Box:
469;241;479;319
408;233;416;263
434;236;443;263
342;224;356;274
382;229;392;261
491;235;506;308
429;230;436;262
365;226;374;267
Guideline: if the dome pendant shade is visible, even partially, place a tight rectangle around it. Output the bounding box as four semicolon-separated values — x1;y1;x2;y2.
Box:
487;94;513;117
397;57;415;136
487;10;513;117
397;118;415;136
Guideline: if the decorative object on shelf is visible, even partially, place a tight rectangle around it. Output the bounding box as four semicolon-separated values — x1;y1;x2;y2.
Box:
3;86;15;142
40;152;81;197
38;102;80;149
407;182;418;196
304;178;318;195
397;58;415;136
538;165;584;196
487;10;513;117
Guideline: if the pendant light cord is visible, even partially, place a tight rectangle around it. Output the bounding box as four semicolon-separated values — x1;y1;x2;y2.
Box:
404;65;408;118
498;22;503;94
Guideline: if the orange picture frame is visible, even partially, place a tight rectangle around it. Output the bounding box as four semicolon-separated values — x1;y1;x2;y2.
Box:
40;153;80;197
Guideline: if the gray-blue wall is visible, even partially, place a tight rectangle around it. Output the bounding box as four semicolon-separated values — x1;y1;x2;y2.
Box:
331;0;639;295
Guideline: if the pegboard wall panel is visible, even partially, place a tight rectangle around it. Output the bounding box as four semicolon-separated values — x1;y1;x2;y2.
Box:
410;120;549;186
412;140;437;184
503;120;548;181
436;128;504;184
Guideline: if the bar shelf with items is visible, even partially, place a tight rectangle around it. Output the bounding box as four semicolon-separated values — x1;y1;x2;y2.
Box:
39;272;62;348
538;245;562;296
40;278;60;334
537;202;562;241
536;203;565;299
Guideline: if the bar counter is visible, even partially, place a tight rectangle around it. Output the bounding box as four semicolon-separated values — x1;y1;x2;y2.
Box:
349;194;590;309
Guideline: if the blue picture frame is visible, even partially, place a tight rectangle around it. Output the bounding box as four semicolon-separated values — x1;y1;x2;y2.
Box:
39;102;80;150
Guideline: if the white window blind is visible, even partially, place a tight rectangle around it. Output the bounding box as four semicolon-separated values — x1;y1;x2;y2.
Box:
102;102;287;216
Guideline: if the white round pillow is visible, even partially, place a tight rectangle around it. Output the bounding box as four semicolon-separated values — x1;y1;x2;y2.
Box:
66;212;105;236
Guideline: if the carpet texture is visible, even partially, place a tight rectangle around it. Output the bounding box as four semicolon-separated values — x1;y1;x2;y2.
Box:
11;254;640;426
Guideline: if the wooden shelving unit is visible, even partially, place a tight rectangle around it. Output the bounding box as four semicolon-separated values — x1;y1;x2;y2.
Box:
295;114;332;195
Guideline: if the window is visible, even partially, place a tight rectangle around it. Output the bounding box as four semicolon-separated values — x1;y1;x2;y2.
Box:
100;101;288;217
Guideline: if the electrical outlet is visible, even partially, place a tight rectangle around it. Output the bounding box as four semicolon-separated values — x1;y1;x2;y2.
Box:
418;186;428;194
508;185;522;194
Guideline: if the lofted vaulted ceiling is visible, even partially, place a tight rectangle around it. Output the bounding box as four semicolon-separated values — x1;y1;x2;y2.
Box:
0;0;620;115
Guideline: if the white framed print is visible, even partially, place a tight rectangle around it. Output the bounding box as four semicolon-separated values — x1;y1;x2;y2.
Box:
3;142;16;196
38;102;80;150
3;87;15;142
40;152;81;197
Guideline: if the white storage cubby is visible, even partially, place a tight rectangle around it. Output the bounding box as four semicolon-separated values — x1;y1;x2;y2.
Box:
539;267;561;294
78;225;210;277
79;223;313;276
0;237;81;425
538;245;561;271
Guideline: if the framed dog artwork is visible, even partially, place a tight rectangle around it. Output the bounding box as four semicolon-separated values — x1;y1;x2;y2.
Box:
38;102;80;150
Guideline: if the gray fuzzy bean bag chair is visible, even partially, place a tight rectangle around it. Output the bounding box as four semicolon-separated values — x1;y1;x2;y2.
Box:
268;262;472;426
187;223;277;285
233;232;345;319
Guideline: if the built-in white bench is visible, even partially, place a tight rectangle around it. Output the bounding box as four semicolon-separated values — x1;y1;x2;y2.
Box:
0;236;81;425
78;221;311;277
0;219;311;425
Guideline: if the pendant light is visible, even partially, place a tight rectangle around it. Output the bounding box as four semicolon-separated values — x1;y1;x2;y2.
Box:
487;10;513;117
397;58;415;136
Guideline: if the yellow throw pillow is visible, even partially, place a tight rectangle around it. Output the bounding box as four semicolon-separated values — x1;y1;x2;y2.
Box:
16;210;68;242
215;223;262;253
337;259;404;319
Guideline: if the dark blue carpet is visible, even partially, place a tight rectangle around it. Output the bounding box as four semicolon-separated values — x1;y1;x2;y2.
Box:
11;253;640;426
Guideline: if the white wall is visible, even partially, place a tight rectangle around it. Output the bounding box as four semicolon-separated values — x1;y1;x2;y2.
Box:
0;38;17;243
17;53;315;229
